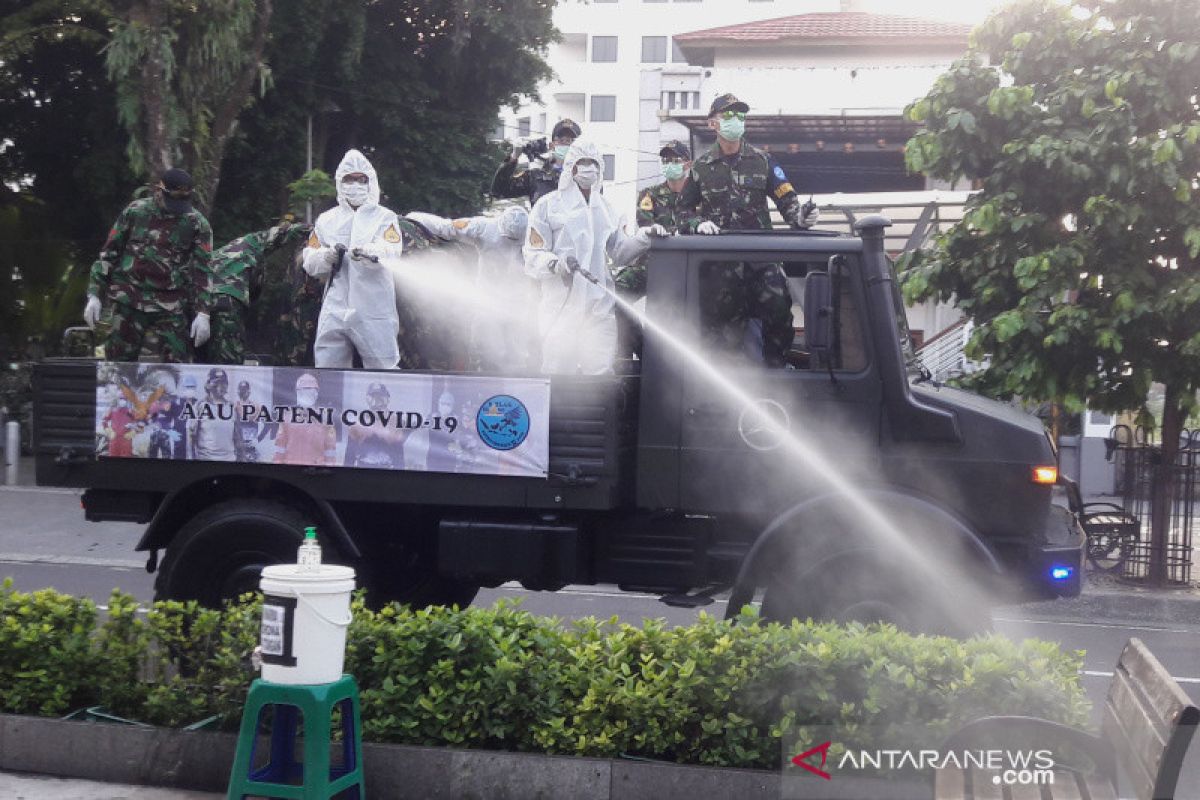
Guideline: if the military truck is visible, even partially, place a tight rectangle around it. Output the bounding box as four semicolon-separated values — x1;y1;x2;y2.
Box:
31;217;1084;631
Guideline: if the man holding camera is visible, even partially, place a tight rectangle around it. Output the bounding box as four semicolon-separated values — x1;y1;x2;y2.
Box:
491;119;582;206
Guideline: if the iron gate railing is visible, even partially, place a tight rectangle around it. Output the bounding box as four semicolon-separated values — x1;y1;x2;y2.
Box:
1104;424;1196;586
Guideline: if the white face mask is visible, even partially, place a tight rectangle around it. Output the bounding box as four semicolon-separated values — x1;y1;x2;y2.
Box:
297;390;319;408
574;164;600;189
341;183;369;207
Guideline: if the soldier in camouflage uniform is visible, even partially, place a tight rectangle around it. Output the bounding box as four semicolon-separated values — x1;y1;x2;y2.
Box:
678;94;819;367
83;169;214;363
613;140;701;359
205;220;311;365
491;119;582;207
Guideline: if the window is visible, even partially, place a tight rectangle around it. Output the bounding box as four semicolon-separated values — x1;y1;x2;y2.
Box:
661;91;701;111
492;120;505;140
697;256;867;371
517;117;530;138
537;113;547;136
603;154;616;181
590;95;616;122
641;36;667;63
591;35;617;62
671;38;687;62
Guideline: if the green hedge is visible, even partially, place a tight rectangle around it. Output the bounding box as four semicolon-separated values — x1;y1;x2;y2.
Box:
0;579;1091;769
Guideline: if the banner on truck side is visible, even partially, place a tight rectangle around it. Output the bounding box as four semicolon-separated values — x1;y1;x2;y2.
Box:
94;362;551;478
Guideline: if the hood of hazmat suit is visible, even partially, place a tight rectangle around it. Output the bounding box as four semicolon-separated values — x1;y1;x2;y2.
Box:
522;138;648;374
301;149;407;369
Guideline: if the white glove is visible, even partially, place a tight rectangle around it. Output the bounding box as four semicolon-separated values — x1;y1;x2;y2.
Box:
641;224;669;238
322;246;340;265
697;220;721;235
555;255;579;276
83;295;101;330
798;207;820;229
190;312;210;347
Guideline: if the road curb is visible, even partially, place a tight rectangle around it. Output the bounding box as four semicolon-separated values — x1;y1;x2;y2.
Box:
1003;581;1200;626
0;714;928;799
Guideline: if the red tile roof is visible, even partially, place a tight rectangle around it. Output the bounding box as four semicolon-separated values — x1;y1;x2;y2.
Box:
674;12;972;44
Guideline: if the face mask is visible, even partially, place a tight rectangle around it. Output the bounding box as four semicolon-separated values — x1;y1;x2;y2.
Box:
341;183;369;207
662;162;686;181
574;165;600;189
297;390;319;408
718;116;745;141
554;145;570;160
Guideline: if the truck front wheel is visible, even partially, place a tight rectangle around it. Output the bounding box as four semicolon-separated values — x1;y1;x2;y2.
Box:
155;499;330;607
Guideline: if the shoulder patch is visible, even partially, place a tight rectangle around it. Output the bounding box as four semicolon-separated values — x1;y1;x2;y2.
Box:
773;165;787;182
383;224;401;243
452;218;470;230
307;231;321;248
639;194;654;212
528;228;545;249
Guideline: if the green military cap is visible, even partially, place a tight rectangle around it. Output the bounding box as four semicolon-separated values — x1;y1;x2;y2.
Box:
708;93;749;117
658;140;692;160
552;119;582;139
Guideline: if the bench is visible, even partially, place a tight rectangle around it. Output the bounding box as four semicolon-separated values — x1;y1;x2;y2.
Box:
934;638;1198;800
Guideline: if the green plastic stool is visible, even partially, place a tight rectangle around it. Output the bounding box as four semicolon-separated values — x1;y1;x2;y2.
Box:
227;675;365;800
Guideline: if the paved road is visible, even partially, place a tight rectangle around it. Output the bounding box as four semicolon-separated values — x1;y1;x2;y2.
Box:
4;483;1200;796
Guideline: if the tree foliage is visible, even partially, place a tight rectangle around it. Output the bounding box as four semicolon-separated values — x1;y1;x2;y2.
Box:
900;0;1200;428
211;0;558;237
103;0;273;208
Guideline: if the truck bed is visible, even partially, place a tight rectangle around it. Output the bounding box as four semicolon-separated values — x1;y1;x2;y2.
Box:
33;359;638;512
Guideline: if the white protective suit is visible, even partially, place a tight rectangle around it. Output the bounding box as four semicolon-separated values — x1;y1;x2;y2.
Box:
302;150;405;369
523;140;649;374
405;207;537;373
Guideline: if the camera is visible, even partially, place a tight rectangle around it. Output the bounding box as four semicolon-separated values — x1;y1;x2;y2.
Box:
521;137;549;161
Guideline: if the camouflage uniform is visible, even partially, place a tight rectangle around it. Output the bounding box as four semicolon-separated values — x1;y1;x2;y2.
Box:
206;222;310;365
679;139;803;367
617;178;703;296
88;195;214;363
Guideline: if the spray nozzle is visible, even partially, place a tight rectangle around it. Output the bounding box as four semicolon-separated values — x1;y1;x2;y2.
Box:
351;247;380;263
563;255;601;286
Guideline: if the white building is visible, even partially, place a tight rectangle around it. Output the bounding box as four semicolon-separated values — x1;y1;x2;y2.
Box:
496;0;975;344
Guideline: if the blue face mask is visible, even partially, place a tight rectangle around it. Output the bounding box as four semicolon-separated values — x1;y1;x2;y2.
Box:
662;162;686;181
718;116;745;141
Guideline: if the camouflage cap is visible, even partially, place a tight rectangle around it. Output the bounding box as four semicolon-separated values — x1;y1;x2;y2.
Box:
552;119;582;140
658;140;692;161
708;93;749;117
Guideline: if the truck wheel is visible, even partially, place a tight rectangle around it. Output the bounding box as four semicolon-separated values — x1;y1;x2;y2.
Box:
761;554;990;637
155;499;326;607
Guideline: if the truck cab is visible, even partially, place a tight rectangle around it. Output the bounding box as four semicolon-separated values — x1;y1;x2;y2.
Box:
32;217;1084;633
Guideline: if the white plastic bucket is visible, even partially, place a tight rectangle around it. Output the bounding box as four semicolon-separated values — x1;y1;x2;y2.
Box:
259;564;356;685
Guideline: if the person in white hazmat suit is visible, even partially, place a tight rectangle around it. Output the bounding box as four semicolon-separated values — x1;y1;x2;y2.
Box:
404;207;537;373
302;150;406;369
523;139;652;374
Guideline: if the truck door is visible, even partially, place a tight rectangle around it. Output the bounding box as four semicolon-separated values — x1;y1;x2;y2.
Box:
676;250;884;518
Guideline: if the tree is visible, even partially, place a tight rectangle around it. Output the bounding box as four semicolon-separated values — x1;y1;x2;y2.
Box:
0;1;138;355
103;0;273;209
900;0;1200;584
210;0;558;237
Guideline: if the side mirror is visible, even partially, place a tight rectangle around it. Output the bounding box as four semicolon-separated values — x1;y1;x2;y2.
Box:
804;269;832;363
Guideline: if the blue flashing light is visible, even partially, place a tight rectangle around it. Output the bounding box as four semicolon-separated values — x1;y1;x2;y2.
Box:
1050;566;1074;581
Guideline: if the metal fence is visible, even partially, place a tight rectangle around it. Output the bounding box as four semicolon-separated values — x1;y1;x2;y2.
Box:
1107;425;1196;586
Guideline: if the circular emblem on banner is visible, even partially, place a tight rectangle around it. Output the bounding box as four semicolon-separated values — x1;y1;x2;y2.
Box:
476;394;531;451
737;399;790;451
